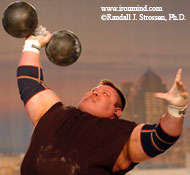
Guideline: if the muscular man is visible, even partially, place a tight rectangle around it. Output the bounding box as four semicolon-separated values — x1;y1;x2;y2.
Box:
17;26;189;175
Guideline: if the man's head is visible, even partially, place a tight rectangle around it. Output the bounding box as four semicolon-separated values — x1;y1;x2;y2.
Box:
77;79;126;119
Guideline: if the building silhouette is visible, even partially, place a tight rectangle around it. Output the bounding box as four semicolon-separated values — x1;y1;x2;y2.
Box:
121;68;167;124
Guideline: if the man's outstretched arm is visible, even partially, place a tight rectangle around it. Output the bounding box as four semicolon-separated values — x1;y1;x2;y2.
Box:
17;27;61;126
127;68;189;162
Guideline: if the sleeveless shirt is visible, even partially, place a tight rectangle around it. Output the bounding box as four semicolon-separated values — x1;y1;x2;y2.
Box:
21;102;138;175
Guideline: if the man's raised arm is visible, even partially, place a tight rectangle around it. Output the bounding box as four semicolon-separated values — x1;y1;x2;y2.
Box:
17;26;61;126
127;68;189;162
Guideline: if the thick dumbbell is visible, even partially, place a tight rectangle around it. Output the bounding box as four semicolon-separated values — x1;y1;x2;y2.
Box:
2;1;81;66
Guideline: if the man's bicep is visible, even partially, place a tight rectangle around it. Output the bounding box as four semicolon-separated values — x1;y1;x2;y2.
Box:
25;89;61;126
17;65;61;126
128;124;151;162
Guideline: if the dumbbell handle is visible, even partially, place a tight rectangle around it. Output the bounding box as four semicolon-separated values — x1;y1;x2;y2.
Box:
32;26;47;36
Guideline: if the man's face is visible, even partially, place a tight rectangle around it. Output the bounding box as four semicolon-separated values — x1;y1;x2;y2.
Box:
77;85;122;119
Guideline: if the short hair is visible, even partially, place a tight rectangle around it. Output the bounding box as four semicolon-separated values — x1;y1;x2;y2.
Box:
98;79;126;111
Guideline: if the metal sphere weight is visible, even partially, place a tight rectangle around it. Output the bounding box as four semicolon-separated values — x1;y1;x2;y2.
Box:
2;1;38;38
45;30;82;66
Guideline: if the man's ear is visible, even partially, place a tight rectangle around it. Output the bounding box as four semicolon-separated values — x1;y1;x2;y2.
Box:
114;107;122;118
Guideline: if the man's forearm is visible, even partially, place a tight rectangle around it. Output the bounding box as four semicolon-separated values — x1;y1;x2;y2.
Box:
159;110;184;137
19;50;41;67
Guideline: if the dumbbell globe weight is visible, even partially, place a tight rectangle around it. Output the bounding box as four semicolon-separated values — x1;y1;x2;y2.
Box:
2;1;81;66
